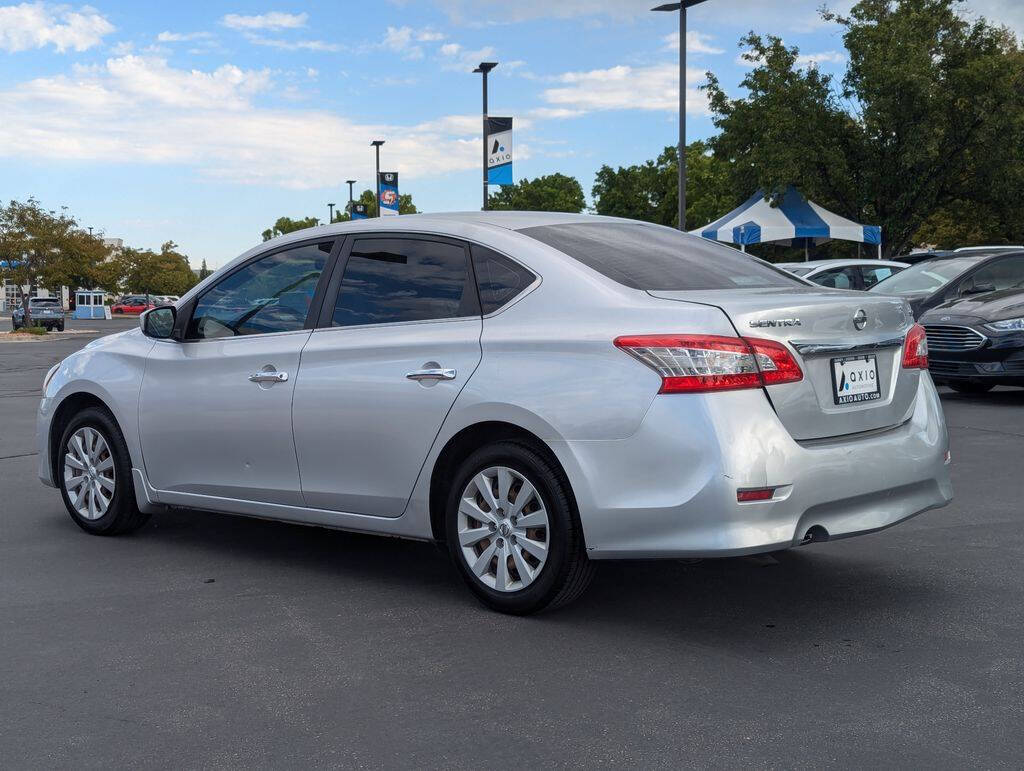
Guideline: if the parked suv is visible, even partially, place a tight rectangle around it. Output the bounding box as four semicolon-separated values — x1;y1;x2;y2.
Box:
12;297;64;331
37;213;952;613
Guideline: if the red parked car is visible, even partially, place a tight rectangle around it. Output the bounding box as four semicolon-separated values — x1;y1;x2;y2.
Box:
111;296;156;314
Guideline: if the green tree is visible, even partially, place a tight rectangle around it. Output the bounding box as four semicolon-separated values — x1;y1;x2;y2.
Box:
488;173;586;213
113;241;196;297
704;2;1024;255
592;141;738;230
261;216;321;242
0;198;112;309
198;258;212;280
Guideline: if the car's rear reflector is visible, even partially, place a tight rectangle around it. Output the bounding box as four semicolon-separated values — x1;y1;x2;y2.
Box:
902;323;929;369
614;334;803;393
737;487;776;502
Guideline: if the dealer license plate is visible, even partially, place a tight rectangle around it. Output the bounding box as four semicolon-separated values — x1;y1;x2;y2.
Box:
831;355;881;405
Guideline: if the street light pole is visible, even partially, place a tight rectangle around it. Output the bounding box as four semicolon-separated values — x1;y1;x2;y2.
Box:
346;179;356;213
653;1;708;231
370;140;385;217
473;62;498;211
328;202;335;224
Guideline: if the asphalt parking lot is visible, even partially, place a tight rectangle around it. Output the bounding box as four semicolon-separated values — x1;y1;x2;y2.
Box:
2;317;1023;768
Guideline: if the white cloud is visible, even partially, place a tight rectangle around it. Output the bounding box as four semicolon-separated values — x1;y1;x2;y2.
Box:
377;26;447;59
0;55;489;189
439;42;497;71
960;0;1024;37
734;48;847;69
542;63;709;115
245;35;342;52
156;30;212;43
221;11;307;31
663;30;724;55
796;50;847;67
0;1;114;53
436;0;649;24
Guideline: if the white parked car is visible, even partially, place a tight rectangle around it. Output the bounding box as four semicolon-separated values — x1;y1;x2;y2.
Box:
37;213;952;613
776;259;909;290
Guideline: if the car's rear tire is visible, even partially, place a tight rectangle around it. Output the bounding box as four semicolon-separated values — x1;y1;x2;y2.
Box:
57;407;150;535
445;441;594;615
56;322;64;332
948;381;995;394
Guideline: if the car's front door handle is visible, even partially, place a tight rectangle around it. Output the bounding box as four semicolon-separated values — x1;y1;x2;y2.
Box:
248;371;289;383
406;368;457;382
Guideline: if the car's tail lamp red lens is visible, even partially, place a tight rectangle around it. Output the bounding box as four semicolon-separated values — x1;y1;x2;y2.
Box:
902;323;929;369
614;334;803;393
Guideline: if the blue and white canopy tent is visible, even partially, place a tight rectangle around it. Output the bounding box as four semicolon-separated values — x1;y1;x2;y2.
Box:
691;186;882;259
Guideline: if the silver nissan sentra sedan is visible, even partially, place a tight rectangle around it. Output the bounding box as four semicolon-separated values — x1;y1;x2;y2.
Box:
37;212;952;614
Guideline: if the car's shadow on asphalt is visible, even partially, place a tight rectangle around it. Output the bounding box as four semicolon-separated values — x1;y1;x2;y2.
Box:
86;504;946;652
937;387;1024;406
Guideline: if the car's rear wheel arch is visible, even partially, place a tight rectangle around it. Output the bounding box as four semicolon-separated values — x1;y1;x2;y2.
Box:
429;421;581;546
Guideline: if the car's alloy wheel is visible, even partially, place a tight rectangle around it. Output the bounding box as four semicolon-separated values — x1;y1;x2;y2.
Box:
457;465;550;592
446;441;594;614
63;426;116;520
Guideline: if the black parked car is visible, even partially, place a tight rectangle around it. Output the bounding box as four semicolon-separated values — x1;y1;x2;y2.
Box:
869;249;1024;318
920;288;1024;393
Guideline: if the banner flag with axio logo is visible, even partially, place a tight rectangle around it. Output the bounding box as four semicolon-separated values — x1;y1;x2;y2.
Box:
378;171;400;216
487;117;513;186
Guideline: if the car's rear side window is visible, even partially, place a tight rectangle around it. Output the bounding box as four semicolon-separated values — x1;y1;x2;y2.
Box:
517;222;799;290
331;237;478;327
470;244;536;314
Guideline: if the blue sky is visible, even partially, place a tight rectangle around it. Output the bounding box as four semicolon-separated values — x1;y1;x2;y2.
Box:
1;0;1020;266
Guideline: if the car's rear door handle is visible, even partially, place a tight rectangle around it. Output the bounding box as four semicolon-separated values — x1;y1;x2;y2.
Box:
406;368;457;382
249;371;288;383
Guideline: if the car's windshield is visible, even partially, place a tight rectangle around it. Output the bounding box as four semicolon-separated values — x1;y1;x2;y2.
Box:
29;298;60;306
869;257;979;295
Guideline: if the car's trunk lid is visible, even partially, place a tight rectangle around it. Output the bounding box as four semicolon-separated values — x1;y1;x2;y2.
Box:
648;287;918;441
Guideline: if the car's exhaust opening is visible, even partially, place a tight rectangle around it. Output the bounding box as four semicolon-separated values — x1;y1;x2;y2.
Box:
802;525;830;544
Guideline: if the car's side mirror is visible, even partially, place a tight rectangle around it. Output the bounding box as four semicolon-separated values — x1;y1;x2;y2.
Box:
140;306;176;339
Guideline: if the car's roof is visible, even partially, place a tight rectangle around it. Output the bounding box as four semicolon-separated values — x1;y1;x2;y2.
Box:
776;259;909;269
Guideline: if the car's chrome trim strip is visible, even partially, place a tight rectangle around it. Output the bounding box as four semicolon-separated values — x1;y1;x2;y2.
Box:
791;336;905;356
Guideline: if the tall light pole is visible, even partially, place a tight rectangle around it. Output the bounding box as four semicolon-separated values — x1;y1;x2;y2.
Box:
653;1;708;231
327;202;335;224
370;140;385;217
346;179;356;213
473;61;498;211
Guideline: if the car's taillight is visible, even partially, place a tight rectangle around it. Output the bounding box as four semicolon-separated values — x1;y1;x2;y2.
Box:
614;334;803;393
902;323;929;369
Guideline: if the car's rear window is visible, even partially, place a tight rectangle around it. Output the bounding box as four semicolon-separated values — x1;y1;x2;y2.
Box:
30;298;60;305
517;222;800;290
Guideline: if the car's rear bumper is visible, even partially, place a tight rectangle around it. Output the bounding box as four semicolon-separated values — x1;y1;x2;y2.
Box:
556;376;952;559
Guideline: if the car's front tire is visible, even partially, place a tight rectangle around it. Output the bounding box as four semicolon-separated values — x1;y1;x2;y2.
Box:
445;441;594;614
57;407;150;535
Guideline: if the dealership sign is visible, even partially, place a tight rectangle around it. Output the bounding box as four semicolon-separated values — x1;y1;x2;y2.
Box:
378;172;400;216
487;117;513;186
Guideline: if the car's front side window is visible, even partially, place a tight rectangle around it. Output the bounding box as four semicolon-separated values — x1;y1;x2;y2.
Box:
331;237;478;327
186;241;332;340
963;256;1024;292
